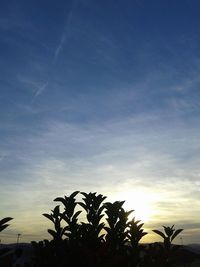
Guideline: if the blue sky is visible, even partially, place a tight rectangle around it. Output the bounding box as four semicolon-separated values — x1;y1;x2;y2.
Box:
0;0;200;244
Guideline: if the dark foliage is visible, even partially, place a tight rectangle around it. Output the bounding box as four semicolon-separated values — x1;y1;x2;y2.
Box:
29;191;188;267
0;217;13;233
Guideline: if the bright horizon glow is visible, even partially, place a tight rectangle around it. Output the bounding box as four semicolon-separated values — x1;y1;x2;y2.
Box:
110;190;157;223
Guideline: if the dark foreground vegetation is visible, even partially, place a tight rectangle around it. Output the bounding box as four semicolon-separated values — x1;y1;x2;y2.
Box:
1;191;200;266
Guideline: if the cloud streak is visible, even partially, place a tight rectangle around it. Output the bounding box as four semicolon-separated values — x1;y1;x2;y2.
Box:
32;82;48;100
54;34;66;59
54;3;75;60
17;75;48;101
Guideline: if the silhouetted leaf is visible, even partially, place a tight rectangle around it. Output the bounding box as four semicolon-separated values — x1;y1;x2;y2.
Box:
78;202;87;211
104;226;110;233
70;191;79;199
81;192;88;198
54;197;66;205
48;229;57;238
171;229;183;241
43;213;54;223
0;217;13;225
73;210;82;219
163;225;174;237
0;225;9;232
153;230;166;239
54;205;60;217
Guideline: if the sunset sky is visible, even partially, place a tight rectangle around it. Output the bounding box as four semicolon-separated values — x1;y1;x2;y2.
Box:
0;0;200;244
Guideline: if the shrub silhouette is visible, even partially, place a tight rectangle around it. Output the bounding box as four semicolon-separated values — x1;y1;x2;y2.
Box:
54;191;81;243
78;192;106;248
128;218;147;249
153;225;183;250
104;200;132;252
149;225;184;266
31;191;186;267
127;218;147;266
43;205;64;243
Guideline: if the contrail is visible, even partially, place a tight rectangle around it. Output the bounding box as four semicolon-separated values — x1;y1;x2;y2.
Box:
54;34;66;59
54;2;75;60
18;76;48;101
34;82;48;98
31;82;48;103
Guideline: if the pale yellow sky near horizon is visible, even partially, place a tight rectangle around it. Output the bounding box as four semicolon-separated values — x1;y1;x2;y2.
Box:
1;181;199;245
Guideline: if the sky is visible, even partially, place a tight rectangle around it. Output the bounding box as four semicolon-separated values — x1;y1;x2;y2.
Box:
0;0;200;244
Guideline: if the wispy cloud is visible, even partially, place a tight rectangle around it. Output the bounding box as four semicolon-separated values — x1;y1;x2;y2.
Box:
172;74;200;92
32;82;48;100
17;75;48;101
54;34;66;60
54;3;75;60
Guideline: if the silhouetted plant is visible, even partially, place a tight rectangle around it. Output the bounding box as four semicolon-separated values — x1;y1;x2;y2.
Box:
127;218;147;266
0;217;13;232
104;201;133;252
54;191;81;243
78;192;106;248
128;218;147;249
37;191;186;267
43;205;64;243
153;225;183;250
151;225;184;267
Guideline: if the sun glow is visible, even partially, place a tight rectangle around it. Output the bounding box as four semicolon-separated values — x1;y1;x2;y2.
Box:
112;190;156;223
